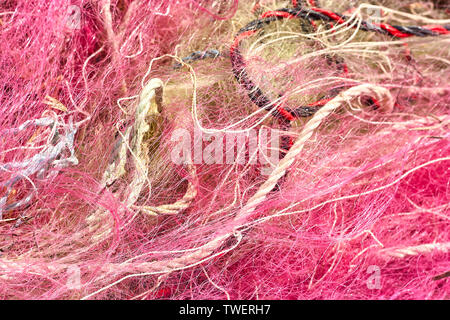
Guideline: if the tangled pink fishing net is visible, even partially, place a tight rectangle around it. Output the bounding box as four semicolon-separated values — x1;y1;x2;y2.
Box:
0;0;448;299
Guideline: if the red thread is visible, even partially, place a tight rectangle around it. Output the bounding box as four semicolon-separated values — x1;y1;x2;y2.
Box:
423;25;450;35
155;287;172;299
369;98;382;109
260;10;296;19
307;98;333;107
328;22;336;33
374;23;413;38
